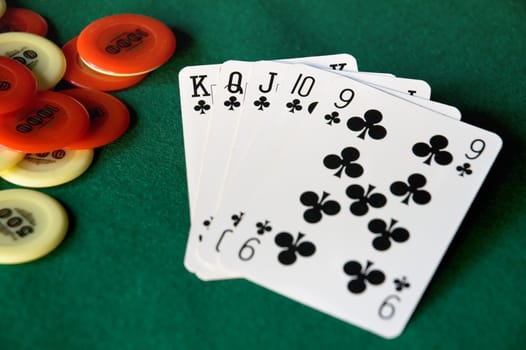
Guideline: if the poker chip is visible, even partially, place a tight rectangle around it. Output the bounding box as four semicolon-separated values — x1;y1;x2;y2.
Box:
0;55;38;115
0;7;49;36
61;88;130;149
0;188;68;264
0;91;90;153
62;37;147;91
77;13;176;76
0;145;24;172
0;149;93;187
0;32;66;90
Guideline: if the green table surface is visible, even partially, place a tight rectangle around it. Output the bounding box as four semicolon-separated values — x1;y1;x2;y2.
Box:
1;0;525;349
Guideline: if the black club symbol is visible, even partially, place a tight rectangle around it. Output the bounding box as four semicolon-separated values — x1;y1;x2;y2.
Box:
231;212;244;227
203;216;213;229
368;218;410;251
194;100;211;115
224;96;241;110
275;232;316;266
254;96;270;111
412;135;453;166
323;146;364;179
324;111;341;125
390;173;431;205
256;220;272;235
300;191;341;223
346;184;386;216
343;260;385;294
347;109;387;140
394;277;410;291
456;163;473;176
286;98;303;113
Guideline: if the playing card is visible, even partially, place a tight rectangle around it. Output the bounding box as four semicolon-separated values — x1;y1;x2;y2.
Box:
210;63;502;338
178;64;219;213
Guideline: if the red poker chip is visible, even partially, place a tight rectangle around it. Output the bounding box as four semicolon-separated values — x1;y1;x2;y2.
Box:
77;14;176;76
0;91;90;153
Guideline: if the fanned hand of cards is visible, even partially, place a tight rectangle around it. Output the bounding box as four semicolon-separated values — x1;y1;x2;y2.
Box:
178;54;502;338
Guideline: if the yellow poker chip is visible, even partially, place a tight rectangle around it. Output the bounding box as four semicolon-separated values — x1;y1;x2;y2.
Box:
0;145;24;172
0;189;68;264
0;32;66;90
0;149;94;188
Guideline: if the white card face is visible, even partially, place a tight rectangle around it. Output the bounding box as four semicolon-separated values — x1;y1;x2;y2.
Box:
179;65;222;275
178;64;219;214
209;62;502;338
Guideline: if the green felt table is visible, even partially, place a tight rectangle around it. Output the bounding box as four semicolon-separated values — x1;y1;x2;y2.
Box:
1;0;525;349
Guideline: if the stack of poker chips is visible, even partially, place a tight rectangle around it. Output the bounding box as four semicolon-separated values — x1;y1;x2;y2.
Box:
0;3;176;264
